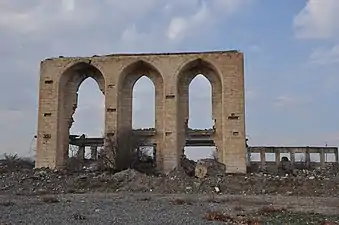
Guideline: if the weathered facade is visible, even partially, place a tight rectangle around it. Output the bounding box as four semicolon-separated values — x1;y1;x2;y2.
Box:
35;50;247;173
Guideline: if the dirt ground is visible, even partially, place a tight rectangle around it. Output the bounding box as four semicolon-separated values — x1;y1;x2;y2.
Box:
1;162;339;224
1;193;339;224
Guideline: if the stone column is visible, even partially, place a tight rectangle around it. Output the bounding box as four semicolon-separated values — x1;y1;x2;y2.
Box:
35;60;61;169
319;148;325;167
220;53;247;174
260;148;266;168
275;150;280;166
290;149;295;165
77;145;85;160
90;146;98;160
305;148;311;169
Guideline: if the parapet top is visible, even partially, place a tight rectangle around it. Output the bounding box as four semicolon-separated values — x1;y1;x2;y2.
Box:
42;50;242;62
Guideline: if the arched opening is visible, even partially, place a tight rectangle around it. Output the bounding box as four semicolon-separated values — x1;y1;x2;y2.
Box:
69;78;104;159
57;62;105;168
185;74;216;161
188;74;214;129
177;59;222;162
132;76;156;161
117;60;164;167
132;76;155;129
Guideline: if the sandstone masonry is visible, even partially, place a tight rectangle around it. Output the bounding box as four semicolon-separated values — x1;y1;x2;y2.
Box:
35;50;247;173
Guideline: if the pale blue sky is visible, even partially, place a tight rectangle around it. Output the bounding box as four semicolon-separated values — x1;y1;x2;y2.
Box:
0;0;339;158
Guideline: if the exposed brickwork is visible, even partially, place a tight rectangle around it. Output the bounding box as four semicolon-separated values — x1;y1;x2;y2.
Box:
35;51;247;173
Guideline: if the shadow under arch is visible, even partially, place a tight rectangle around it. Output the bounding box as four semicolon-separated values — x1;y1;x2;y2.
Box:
176;58;223;158
117;60;164;134
56;62;106;167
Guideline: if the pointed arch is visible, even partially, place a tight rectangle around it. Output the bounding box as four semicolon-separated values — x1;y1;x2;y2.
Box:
117;60;164;136
176;58;222;87
56;62;106;165
175;58;223;160
188;74;213;129
59;62;105;93
118;60;163;89
132;76;155;129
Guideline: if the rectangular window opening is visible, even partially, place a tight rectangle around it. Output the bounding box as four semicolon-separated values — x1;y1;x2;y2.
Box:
45;80;53;84
166;94;175;99
107;108;117;112
228;113;239;120
43;134;51;139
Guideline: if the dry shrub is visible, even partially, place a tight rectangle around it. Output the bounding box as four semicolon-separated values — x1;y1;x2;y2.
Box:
99;129;154;173
41;196;59;204
0;153;34;172
65;156;84;172
247;163;260;173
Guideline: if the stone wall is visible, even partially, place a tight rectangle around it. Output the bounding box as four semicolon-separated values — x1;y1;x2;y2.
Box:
35;50;247;173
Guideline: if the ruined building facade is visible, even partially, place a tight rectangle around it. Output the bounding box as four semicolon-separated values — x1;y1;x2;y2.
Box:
35;51;247;173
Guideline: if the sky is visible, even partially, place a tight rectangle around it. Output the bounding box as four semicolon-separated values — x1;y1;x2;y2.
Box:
0;0;339;160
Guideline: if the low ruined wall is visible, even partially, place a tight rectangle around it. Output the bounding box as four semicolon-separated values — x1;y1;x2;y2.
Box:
248;146;339;168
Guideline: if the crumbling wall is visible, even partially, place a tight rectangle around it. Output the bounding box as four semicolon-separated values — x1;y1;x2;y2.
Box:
35;51;246;174
248;146;339;168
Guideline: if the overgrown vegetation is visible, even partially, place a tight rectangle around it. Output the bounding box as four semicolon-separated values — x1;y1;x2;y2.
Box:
63;128;157;174
98;129;156;174
0;153;34;172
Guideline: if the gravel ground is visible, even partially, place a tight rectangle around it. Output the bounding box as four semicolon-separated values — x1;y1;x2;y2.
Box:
1;163;339;224
2;165;339;198
1;193;339;225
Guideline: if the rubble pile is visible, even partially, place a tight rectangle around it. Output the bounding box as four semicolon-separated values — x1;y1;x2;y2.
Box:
0;159;339;197
195;159;226;178
278;156;296;175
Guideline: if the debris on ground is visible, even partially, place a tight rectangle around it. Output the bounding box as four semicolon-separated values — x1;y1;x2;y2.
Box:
180;155;196;177
0;157;339;197
278;157;296;176
195;159;226;178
